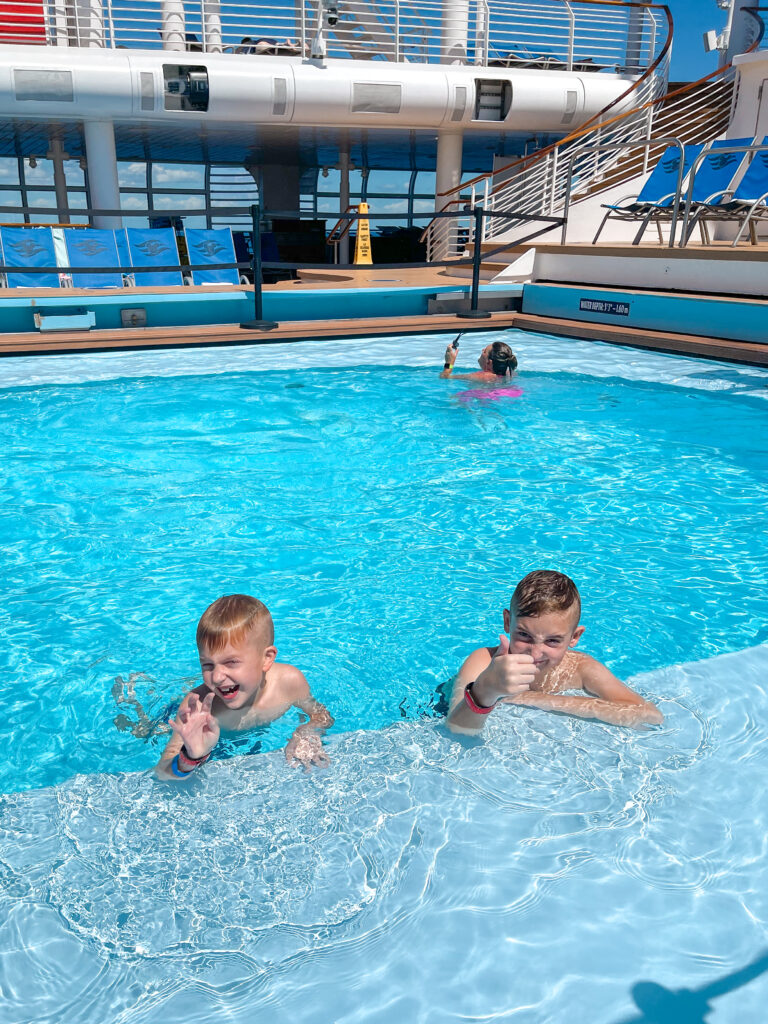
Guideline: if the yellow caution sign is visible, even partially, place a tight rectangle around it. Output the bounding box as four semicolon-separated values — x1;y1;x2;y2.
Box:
354;202;373;264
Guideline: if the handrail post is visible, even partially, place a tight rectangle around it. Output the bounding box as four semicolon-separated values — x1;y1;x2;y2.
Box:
240;202;278;331
457;206;491;320
564;1;575;72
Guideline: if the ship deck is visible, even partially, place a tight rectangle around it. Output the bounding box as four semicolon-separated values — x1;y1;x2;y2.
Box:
1;250;767;366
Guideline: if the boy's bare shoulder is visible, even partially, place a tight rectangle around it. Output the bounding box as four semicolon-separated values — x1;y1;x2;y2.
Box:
269;661;310;700
541;649;594;692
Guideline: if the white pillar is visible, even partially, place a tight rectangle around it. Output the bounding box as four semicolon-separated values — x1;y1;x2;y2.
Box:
436;131;463;208
203;0;222;52
441;0;469;65
161;0;185;51
47;138;70;223
625;7;646;72
339;140;350;265
724;0;761;64
74;0;105;47
83;120;122;228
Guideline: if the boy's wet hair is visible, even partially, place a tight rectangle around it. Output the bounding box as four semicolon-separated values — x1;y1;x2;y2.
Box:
196;594;274;651
511;570;581;623
489;341;518;376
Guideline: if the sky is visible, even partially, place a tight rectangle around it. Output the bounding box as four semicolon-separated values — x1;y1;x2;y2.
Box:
666;0;723;81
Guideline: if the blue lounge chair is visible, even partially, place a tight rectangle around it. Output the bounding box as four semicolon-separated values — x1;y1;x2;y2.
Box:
0;226;60;288
676;137;755;243
183;227;240;285
63;228;123;288
686;138;768;246
592;143;705;244
126;227;183;286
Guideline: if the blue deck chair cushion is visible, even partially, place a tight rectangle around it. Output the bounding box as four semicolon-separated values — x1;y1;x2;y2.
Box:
63;228;123;288
0;226;60;288
126;227;183;286
719;139;768;207
184;228;240;285
620;144;705;211
687;137;754;206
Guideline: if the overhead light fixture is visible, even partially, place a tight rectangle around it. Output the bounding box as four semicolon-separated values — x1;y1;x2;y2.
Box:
28;156;37;169
321;166;329;177
79;157;87;170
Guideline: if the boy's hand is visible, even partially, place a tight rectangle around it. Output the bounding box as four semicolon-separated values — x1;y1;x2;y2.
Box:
443;344;457;368
472;635;536;706
170;692;220;759
285;731;330;771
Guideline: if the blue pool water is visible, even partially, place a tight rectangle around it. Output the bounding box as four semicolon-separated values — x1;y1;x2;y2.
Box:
1;333;767;1022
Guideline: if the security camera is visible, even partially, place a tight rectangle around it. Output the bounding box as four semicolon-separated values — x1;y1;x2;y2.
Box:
326;2;338;27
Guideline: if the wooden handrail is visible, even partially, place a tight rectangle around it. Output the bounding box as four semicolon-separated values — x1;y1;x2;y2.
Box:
326;205;360;245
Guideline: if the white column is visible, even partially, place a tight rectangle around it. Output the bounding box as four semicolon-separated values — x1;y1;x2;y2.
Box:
74;0;105;47
161;0;185;51
625;7;646;72
436;131;463;207
441;0;469;65
83;120;122;228
203;0;222;52
47;139;70;223
724;0;761;64
339;140;350;265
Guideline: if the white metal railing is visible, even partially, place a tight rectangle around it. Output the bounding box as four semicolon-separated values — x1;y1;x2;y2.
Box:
0;0;666;70
423;3;672;258
429;66;740;257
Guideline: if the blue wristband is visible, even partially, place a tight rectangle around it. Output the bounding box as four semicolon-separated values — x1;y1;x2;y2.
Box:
170;754;193;778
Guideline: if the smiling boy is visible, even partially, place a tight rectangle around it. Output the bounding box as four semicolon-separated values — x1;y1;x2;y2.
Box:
446;570;663;735
155;594;333;780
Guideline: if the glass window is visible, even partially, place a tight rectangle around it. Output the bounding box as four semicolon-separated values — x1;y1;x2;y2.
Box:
152;193;201;210
24;159;54;186
26;190;57;221
0;192;24;222
151;163;205;189
63;160;85;188
0;157;20;184
118;162;147;188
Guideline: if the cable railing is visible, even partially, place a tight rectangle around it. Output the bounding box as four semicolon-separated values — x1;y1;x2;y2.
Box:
0;0;666;70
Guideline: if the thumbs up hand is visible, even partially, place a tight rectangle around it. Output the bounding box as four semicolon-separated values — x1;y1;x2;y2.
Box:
471;635;536;707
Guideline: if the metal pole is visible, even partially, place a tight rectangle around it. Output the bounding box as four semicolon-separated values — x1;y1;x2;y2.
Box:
240;202;278;330
457;206;491;319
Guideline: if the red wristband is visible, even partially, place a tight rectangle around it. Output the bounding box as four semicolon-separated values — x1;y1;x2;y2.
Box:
463;681;495;715
179;745;211;767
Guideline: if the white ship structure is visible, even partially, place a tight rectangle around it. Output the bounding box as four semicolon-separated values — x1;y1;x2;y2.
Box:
0;0;767;354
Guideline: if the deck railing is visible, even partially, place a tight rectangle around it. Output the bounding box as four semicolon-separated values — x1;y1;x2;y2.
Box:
423;6;768;260
0;0;666;71
423;3;670;258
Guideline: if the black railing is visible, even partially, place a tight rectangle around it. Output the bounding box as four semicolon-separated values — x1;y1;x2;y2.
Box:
0;202;565;328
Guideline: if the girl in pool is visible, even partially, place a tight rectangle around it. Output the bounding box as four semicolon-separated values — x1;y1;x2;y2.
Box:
439;338;518;381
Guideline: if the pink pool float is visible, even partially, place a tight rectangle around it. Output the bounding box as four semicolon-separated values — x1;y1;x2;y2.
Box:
456;385;523;403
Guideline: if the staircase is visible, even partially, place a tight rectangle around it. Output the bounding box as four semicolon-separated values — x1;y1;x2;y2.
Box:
422;51;754;264
206;167;259;228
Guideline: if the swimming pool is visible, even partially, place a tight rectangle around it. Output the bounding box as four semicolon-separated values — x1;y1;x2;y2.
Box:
1;332;767;1022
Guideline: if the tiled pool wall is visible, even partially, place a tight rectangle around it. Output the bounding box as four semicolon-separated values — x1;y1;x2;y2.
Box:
0;283;518;334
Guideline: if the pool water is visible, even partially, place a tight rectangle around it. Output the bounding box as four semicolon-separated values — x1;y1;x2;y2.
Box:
1;352;767;793
1;334;767;1023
